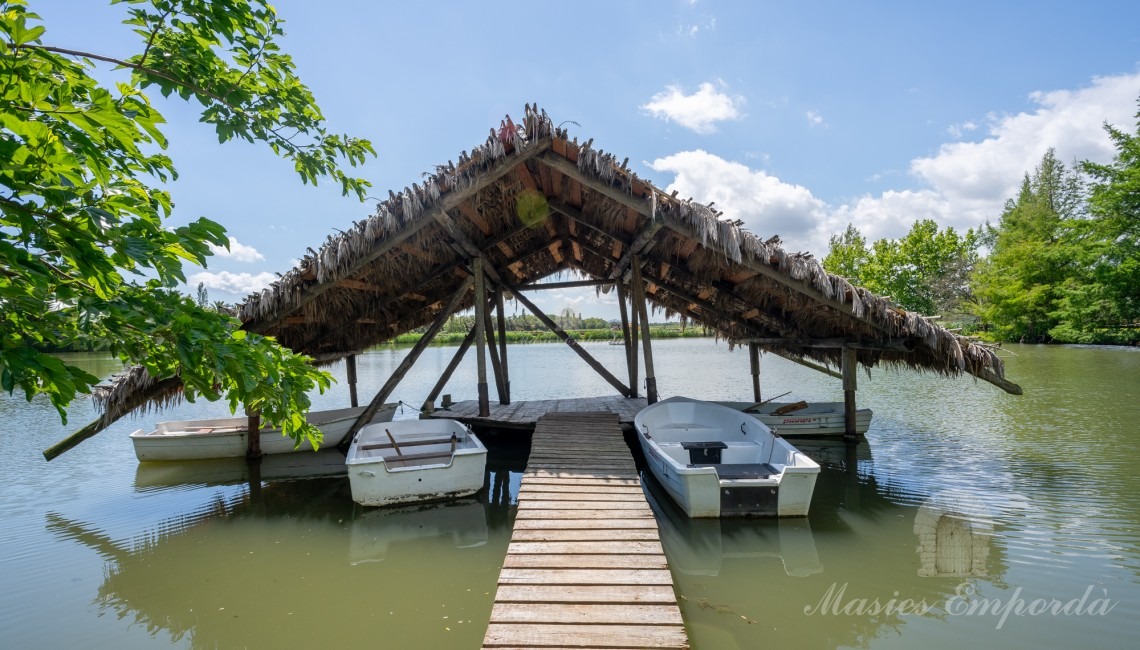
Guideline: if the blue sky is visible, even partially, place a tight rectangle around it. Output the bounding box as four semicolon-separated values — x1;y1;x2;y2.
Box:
36;1;1140;319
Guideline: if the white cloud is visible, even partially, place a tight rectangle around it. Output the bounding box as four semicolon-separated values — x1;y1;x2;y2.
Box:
642;81;744;134
188;271;276;297
806;110;825;127
647;71;1140;257
946;121;978;138
208;237;265;263
649;150;829;249
909;72;1140;226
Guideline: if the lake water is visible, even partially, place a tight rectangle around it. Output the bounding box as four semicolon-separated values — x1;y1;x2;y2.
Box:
1;339;1138;649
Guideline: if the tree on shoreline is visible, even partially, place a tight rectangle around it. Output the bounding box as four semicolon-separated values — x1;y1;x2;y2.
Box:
1;0;374;447
823;219;978;318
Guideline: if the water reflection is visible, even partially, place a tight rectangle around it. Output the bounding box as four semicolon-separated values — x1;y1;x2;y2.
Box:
637;433;1013;650
644;471;823;577
46;433;531;649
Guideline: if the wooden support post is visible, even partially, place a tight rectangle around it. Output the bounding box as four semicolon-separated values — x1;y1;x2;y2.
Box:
345;354;359;408
496;291;510;403
749;343;761;403
423;326;478;412
842;347;858;440
629;285;640;397
509;285;631;397
631;256;658;404
345;277;474;442
246;410;262;460
483;292;508;405
474;258;490;417
617;284;636;398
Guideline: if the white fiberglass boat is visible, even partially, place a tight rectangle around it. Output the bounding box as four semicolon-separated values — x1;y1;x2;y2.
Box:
716;401;872;436
345;419;487;507
130;404;397;462
635;397;820;518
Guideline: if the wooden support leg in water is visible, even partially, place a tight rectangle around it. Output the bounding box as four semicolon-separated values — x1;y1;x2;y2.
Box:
842;347;858;440
484;291;508;405
246;410;262;460
346;354;359;408
510;285;631;397
749;342;761;403
474;258;490;417
631;256;658;404
422;326;478;413
496;290;511;404
617;283;637;398
344;276;474;443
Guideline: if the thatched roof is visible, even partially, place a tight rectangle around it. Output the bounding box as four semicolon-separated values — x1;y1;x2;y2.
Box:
91;103;1020;426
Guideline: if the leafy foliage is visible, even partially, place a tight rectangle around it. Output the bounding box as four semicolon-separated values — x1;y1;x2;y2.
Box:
823;220;978;317
0;1;373;446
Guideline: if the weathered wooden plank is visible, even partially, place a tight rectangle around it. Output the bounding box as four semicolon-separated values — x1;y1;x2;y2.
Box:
503;554;668;570
490;603;683;625
518;492;647;502
512;518;661;530
510;529;661;542
522;472;642;483
483;623;687;649
524;471;639;480
515;509;654;520
509;541;664;555
519;501;652;511
520;484;644;494
493;584;677;604
498;568;675;585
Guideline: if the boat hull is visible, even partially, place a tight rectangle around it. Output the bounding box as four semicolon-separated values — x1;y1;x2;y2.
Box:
716;401;873;436
130;405;397;462
635;397;820;518
345;419;487;507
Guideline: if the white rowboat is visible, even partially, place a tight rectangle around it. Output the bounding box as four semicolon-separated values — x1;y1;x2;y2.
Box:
346;419;487;507
635;397;820;518
716;401;872;436
130;404;397;462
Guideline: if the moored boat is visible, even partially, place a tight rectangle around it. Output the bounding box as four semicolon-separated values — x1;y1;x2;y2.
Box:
130;404;397;462
345;419;487;507
716;401;873;436
635;397;820;518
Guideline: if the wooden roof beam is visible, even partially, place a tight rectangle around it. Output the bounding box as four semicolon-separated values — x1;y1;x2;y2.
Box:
654;257;798;337
643;274;776;339
548;200;632;247
248;138;552;334
741;337;912;352
517;279;614;291
538;152;653;217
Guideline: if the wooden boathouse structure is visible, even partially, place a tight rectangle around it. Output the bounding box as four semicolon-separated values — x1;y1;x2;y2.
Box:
55;105;1021;647
66;103;1020;448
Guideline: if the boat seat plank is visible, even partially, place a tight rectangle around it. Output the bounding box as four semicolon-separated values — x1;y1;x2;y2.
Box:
381;450;455;467
680;441;727;450
690;462;779;479
359;436;456;451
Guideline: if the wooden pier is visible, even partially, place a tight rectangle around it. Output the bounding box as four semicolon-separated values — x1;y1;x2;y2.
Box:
482;412;688;649
430;395;648;429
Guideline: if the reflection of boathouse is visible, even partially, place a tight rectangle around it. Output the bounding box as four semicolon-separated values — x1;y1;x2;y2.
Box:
914;491;993;577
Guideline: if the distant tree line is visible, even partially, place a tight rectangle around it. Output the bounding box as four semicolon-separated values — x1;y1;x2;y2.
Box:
823;99;1140;345
441;307;612;334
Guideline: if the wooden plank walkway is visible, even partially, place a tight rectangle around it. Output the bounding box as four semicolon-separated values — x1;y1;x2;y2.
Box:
482;412;688;649
429;395;648;429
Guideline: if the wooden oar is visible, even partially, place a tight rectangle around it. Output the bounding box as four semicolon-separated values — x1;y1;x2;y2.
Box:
385;428;403;457
742;391;792;412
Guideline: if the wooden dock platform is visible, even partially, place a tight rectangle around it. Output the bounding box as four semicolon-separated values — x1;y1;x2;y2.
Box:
482;411;688;649
429;395;648;429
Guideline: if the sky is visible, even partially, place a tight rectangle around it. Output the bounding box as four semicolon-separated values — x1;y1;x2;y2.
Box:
36;0;1140;320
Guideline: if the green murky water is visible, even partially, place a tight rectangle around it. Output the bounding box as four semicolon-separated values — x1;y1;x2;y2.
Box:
1;341;1137;648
